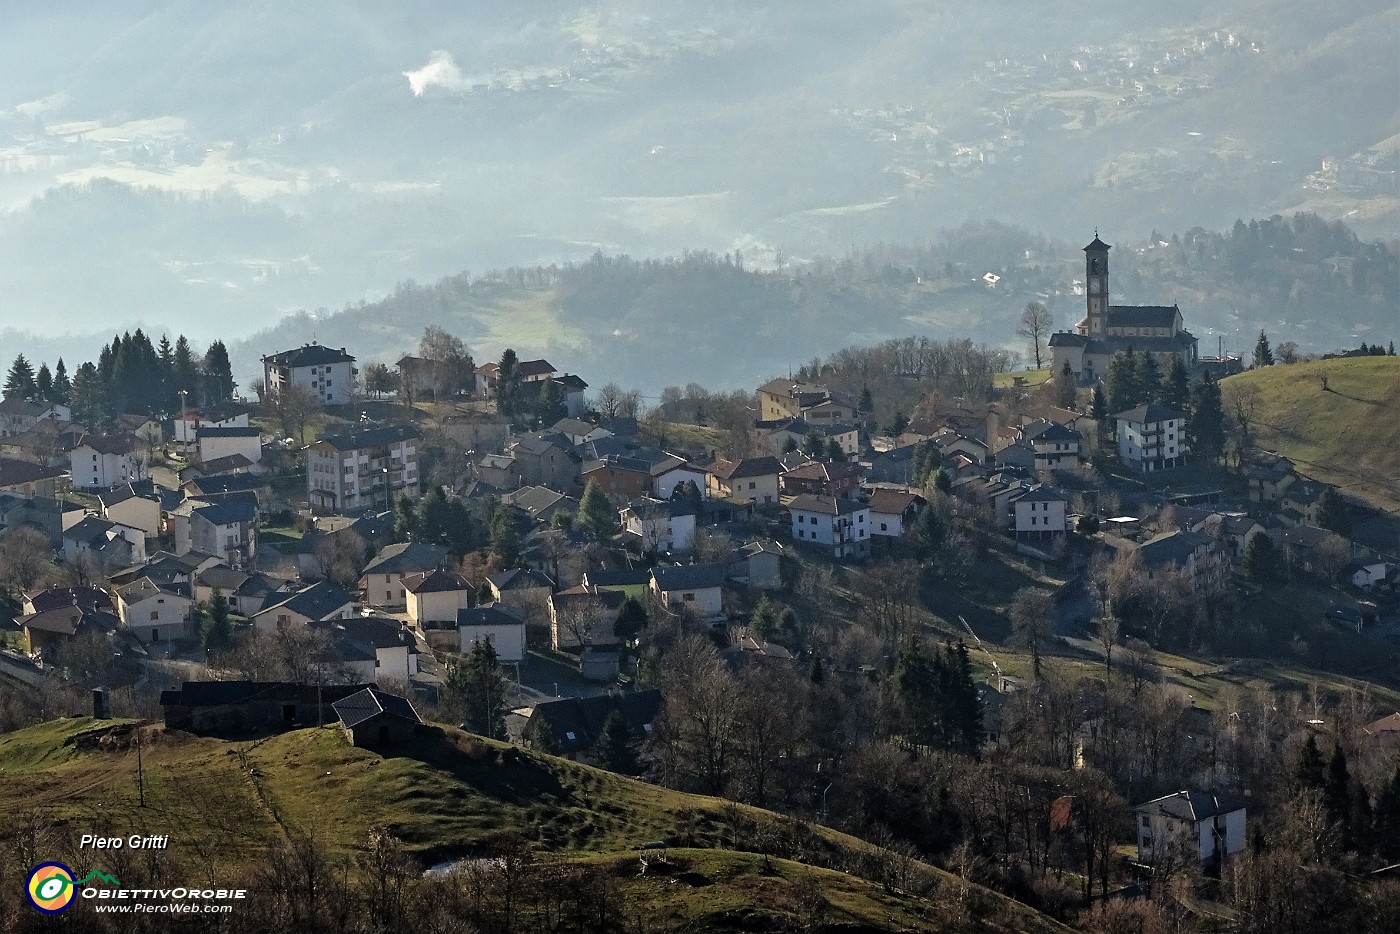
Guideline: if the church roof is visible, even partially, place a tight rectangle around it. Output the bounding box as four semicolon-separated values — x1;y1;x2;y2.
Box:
1084;236;1111;252
1106;304;1180;328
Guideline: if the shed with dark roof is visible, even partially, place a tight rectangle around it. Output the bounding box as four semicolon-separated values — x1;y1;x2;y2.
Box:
333;687;426;747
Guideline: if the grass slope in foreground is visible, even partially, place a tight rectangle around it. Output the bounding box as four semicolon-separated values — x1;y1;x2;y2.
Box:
1221;356;1400;511
0;718;1069;933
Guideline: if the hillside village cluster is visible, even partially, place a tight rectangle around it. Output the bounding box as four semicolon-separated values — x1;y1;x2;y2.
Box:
0;235;1397;895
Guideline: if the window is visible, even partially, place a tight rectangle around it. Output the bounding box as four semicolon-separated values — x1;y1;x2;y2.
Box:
748;481;756;490
797;530;804;539
880;522;888;531
565;731;576;741
386;591;392;601
149;610;160;620
683;593;694;602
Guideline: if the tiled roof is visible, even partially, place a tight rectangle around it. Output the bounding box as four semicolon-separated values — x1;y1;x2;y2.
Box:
361;541;448;576
650;563;727;592
1132;789;1245;821
1115;403;1185;424
262;343;355;367
787;494;867;517
315;423;421;452
332;687;423;729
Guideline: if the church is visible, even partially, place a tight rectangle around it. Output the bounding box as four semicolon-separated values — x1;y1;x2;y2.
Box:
1048;235;1198;385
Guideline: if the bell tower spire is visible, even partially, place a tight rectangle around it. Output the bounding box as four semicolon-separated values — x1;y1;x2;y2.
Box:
1083;232;1111;335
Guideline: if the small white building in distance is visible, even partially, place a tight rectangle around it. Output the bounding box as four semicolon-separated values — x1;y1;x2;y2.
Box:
69;434;148;491
261;343;358;406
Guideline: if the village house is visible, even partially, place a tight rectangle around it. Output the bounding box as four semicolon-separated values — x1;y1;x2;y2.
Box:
707;456;783;505
472;453;523;490
867;489;924;539
97;481;162;539
780;461;867;499
508;431;581;491
333;687;425;748
63;515;146;570
196;426;263;467
727;540;787;590
1245;456;1296;504
394;355;437;399
252;581;356;633
162;681;369;735
170;493;259;566
314;616;418;682
403;568;475;631
788;494;871;558
458;604;527;664
307;423;422;515
620;496;696;555
1132;530;1226;585
18;586;119;658
1279;478;1329;527
0;420;88;468
172;402;253;445
755;417;860;458
0;493;63;548
1116;403;1188;472
651;459;708;501
0;397;70;438
580;454;654;501
487;567;555;623
1133;789;1246;867
261;343;358;406
359;541;448;609
757;379;855;423
115;577;195;644
1011;487;1070;538
554;374;589;417
550;584;625;650
0;457;66;497
581;568;652;600
551;417;613;447
179;453;255;485
69;433;147;491
519;690;662;763
650;563;727;619
1022;420;1082;471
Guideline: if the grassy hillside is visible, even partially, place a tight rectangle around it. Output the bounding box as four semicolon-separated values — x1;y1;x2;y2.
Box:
0;717;1069;933
1220;356;1400;511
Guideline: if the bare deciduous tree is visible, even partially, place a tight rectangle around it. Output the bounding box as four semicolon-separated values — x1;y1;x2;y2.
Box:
1017;302;1053;370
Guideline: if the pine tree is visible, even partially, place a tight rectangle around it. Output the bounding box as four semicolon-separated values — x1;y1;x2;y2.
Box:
171;336;199;406
595;707;640;774
1253;330;1274;368
858;384;873;413
578;479;616;536
489;511;520;566
156;335;175;413
69;362;111;431
749;597;777;642
1135;352;1161;405
1242;532;1277;582
202;590;232;653
1106;349;1139;414
777;606;800;646
1316;488;1351;536
1160;354;1190;413
3;354;36;400
1324;741;1352;846
497;349;520;417
949;641;984;755
1296;734;1326;791
1188;371;1225;462
51;358;70;403
615;595;649;641
932;467;952;495
912;504;945;558
885;410;909;437
1389;341;1396;356
1056;360;1077;409
1375;761;1400;860
445;640;507;739
808;653;825;684
34;364;52;402
802;428;825;457
202;340;234;404
825;438;847;462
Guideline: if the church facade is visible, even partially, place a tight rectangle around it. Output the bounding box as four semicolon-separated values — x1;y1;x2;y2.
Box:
1049;236;1198;385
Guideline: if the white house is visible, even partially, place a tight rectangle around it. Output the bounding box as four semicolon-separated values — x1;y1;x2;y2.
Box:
619;496;697;555
867;489;924;539
652;460;709;501
173;403;251;445
115;577;195;644
458;604;526;664
97;482;162;539
1352;561;1395;590
261;343;358;406
197;426;262;466
1011;487;1069;537
1023;420;1082;471
649;564;726;620
185;497;259;566
358;541;447;609
787;493;871;558
0;398;70;438
1116;403;1188;472
403;568;475;630
69;434;148;491
549;584;625;650
315;616;418;682
307;423;422;515
1133;789;1246;867
251;581;356;633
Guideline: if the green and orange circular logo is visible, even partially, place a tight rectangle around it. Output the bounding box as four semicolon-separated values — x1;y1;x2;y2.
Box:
26;862;76;914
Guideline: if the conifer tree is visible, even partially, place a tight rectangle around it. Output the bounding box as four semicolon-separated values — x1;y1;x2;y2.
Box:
3;354;36;400
1106;348;1139;414
1056;360;1078;409
749;597;777;642
202;340;235;403
595;708;640;774
1160;354;1190;413
578;479;616;536
1253;330;1274;368
51;358;70;403
34;363;52;402
69;362;111;431
1135;352;1161;405
1188;371;1225;462
1295;734;1326;791
202;590;232;653
172;336;199;405
1316;488;1351;536
489;511;520;567
444;640;507;739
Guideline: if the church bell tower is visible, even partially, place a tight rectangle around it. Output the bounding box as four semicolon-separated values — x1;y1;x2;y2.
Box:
1084;232;1110;335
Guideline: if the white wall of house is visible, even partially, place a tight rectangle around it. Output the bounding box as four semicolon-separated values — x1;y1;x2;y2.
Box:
461;623;525;663
375;643;415;681
653;466;707;500
1013;497;1068;535
1118;416;1185;472
407;588;473;627
198;432;262;465
174;412;249;444
119;594;193;643
790;506;870;557
870;510;907;538
266;359;356;406
70;445;148;490
651;584;723;618
623;510;696;554
103;498;161;539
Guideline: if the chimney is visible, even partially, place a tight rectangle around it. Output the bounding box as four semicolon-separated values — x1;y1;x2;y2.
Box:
986;411;1001;450
92;687;110;720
